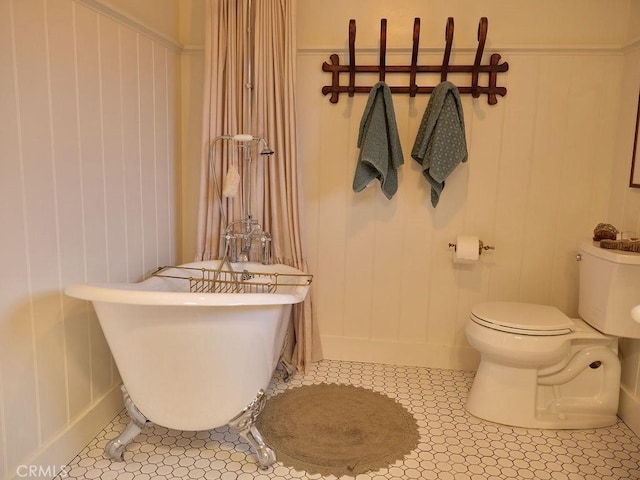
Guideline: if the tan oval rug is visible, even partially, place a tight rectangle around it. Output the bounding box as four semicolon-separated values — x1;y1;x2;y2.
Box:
255;383;420;477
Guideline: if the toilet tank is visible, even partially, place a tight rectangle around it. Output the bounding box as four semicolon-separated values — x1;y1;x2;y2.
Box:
578;240;640;339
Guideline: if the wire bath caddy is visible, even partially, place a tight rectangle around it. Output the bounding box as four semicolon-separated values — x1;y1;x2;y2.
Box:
151;265;313;294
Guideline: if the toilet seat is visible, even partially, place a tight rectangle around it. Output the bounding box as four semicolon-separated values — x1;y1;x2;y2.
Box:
471;302;575;336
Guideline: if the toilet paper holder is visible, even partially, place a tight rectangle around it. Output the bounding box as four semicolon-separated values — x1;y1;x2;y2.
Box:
448;240;495;255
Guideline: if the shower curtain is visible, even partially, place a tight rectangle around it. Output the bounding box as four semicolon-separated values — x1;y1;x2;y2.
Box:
196;0;322;371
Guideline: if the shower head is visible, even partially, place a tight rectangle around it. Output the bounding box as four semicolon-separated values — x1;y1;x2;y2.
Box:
258;138;275;156
260;146;275;156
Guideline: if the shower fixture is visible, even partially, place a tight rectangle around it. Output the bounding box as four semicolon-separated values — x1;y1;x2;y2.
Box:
260;146;274;156
206;0;275;266
208;134;275;265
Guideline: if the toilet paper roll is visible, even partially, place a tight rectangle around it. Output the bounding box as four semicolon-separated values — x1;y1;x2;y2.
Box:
453;235;480;263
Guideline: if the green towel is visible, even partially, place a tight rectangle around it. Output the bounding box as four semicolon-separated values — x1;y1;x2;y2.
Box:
411;81;468;207
353;82;404;199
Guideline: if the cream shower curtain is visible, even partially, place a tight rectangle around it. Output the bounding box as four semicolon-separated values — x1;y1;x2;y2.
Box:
196;0;322;371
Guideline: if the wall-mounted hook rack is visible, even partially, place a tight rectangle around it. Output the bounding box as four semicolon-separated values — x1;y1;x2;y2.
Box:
321;17;509;105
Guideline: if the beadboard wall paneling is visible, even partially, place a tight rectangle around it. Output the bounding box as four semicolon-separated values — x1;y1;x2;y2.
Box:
611;46;640;436
295;1;640;435
298;47;621;370
0;1;179;478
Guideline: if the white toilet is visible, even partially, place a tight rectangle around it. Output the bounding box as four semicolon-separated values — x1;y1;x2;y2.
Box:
465;240;640;429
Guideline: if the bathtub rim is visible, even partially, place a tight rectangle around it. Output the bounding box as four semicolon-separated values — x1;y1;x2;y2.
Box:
64;284;306;306
65;261;311;306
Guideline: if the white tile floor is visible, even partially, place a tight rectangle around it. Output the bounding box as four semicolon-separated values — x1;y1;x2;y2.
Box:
57;360;640;480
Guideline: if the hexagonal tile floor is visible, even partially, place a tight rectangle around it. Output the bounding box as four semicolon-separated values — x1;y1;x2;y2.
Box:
56;360;640;480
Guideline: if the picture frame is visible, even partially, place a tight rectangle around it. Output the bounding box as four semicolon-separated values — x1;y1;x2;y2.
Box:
630;91;640;187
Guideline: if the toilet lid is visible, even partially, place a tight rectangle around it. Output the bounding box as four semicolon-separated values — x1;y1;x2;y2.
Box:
470;302;574;336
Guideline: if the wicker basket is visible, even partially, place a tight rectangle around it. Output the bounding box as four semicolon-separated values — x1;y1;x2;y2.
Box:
600;239;640;253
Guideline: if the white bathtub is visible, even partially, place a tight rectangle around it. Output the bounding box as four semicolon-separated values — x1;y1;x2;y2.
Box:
65;260;312;468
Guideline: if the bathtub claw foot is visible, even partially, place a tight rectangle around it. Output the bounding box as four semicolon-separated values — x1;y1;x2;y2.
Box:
254;440;276;470
278;357;297;382
106;385;149;461
228;390;276;469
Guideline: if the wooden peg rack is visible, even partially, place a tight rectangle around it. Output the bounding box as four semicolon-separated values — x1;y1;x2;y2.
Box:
322;17;509;105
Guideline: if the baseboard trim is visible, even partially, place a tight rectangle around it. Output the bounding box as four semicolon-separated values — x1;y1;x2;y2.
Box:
319;334;479;371
321;335;640;438
619;384;640;437
8;385;123;480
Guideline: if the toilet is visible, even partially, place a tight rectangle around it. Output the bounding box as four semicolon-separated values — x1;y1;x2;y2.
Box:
465;240;640;429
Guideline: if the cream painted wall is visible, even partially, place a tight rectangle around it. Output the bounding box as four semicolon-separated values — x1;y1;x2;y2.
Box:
628;1;640;41
180;0;205;47
179;54;205;262
609;9;640;437
178;0;205;263
297;0;631;49
295;0;640;432
0;0;180;478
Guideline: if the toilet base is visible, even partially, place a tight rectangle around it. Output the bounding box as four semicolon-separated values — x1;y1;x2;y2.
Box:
466;358;618;429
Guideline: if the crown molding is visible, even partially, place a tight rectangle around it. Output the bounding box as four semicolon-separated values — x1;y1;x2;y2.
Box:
74;0;184;53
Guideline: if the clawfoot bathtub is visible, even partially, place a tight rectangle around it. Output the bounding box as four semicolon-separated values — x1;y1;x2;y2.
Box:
65;261;312;469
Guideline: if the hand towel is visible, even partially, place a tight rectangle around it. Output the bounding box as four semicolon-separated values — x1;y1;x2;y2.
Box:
352;81;404;199
411;81;468;207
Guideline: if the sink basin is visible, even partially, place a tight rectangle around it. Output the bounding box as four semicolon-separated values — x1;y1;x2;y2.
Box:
633;305;640;324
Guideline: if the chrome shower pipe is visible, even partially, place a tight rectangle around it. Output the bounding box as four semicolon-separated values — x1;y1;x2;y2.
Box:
209;134;274;220
227;134;273;154
209;134;275;264
226;134;274;225
246;0;254;136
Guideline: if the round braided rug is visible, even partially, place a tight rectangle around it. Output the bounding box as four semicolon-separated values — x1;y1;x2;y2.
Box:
255;383;420;477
